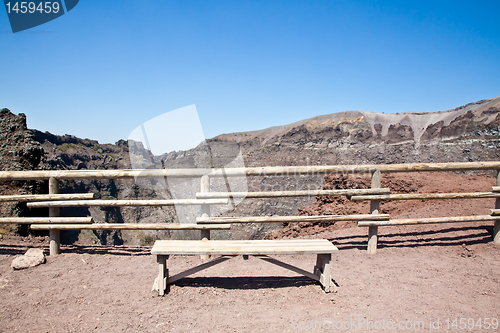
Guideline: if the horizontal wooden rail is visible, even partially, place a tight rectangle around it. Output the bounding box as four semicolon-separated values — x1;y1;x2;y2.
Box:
197;214;390;224
0;217;93;224
30;223;231;230
357;215;500;227
26;198;228;208
0;193;94;202
0;161;499;180
492;187;500;192
351;192;500;201
491;209;500;216
196;188;390;199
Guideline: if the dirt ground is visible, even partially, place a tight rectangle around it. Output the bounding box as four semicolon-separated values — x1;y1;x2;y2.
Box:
0;172;499;332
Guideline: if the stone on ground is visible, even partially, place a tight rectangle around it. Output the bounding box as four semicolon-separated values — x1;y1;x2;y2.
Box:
11;248;45;270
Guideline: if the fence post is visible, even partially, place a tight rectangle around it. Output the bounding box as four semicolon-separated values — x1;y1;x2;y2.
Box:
200;175;211;259
48;177;60;255
367;170;381;254
494;170;500;245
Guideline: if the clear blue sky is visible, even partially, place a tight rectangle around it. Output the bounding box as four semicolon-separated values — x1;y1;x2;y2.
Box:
1;0;499;145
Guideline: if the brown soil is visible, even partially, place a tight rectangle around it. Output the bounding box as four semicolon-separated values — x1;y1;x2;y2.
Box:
0;172;499;332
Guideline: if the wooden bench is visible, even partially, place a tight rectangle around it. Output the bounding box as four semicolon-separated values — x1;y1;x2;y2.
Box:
151;239;339;296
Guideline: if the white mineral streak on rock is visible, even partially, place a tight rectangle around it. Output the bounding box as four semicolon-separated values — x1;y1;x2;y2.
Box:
360;98;497;150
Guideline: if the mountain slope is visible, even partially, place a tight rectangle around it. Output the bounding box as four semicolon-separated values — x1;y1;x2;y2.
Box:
216;96;500;148
158;97;500;239
0;96;499;243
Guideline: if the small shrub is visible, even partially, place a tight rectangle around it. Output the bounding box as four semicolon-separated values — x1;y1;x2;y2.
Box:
144;236;154;245
57;143;74;152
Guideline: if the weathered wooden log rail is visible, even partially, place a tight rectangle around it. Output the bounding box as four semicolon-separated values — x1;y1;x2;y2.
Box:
196;214;391;224
357;215;500;227
0;217;93;224
30;223;231;230
0;193;94;202
196;188;391;199
351;192;500;201
0;161;499;180
0;161;499;256
26;199;228;208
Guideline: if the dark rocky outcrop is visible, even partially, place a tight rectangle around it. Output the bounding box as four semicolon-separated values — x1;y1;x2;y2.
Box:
0;109;45;171
0;109;48;235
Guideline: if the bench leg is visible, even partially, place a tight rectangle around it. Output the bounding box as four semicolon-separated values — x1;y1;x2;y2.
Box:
314;254;324;277
316;254;335;293
367;226;378;254
156;255;169;296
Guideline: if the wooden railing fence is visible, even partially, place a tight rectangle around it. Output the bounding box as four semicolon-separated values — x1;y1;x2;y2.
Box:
0;161;499;255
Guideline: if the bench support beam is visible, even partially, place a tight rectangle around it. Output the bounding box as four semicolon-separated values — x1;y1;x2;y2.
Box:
167;256;232;285
256;256;320;281
257;254;335;292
